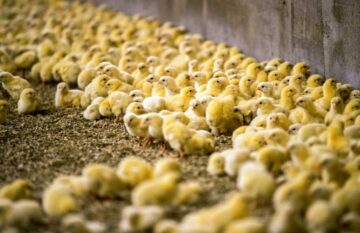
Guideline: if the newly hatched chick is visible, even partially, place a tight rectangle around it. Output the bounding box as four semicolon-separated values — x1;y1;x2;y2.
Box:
55;82;84;108
307;74;325;87
183;130;215;156
82;164;126;198
107;91;133;121
84;75;110;100
57;61;81;85
159;76;179;96
140;113;164;142
166;86;195;112
62;214;106;233
131;173;178;206
0;100;9;124
305;200;337;233
207;152;226;176
154;219;179;233
83;103;101;121
126;102;146;115
0;72;31;100
269;204;305;233
78;67;97;89
142;96;166;112
105;79;133;94
119;205;164;232
224;149;250;177
0;179;32;201
124;113;148;138
172;181;202;206
255;145;288;175
117;157;153;188
42;184;78;217
237;162;275;201
17;88;41;114
6;200;43;228
154;158;182;178
225;217;265;233
325;96;344;125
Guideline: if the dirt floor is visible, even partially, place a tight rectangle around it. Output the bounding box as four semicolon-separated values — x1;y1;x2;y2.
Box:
0;83;235;233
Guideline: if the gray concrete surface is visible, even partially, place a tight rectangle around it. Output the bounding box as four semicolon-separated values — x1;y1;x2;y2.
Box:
92;0;360;87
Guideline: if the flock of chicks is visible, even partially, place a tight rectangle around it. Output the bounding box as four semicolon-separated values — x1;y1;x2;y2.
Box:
1;0;360;232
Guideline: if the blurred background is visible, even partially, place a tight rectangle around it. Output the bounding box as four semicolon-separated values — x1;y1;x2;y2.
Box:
92;0;360;87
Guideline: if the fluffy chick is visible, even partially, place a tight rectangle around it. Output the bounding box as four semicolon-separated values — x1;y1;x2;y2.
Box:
0;72;31;100
17;88;41;114
117;157;153;188
42;184;78;217
0;179;32;201
225;217;265;233
119;205;164;232
82;164;126;198
55;82;84;108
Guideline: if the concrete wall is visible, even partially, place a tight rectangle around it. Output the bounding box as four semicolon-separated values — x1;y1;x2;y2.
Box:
92;0;360;87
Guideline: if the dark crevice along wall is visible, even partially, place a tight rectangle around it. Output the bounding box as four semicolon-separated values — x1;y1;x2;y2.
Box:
92;0;360;87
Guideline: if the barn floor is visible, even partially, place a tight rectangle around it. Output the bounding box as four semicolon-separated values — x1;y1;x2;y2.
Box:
0;83;236;232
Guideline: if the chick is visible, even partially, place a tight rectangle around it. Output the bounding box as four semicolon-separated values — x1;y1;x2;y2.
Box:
119;205;164;232
256;97;285;116
126;102;146;115
6;200;43;228
0;179;32;201
225;217;265;233
265;128;290;146
107;91;133;121
77;67;97;90
327;119;350;156
57;61;81;85
83;103;101;121
82;164;126;198
237;162;275;201
325;96;344;125
255;145;288;175
142;96;166;112
14;50;37;70
316;78;337;110
17;88;41;114
0;72;31;100
0;99;9;124
55;82;84;108
105;79;133;94
307;74;325;87
269;204;305;233
224;148;250;177
62;214;106;233
117;157;153;188
159;76;179;96
172;181;202;206
279;85;297;111
291;61;309;76
124;113;148;138
233;131;267;151
42;184;78;217
53;175;89;198
140;113;164;142
305;200;337;233
131;173;178;206
154;219;179;233
207;152;226;176
183;130;215;156
84;75;110;100
154;158;182;179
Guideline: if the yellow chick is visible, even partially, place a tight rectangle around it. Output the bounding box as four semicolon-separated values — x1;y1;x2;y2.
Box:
14;50;37;70
107;91;133;121
344;99;360;114
131;173;178;206
233;131;267;151
57;61;81;85
159;76;179;96
325;96;344;125
295;96;327;121
154;158;182;178
154;219;179;233
53;175;89;198
172;181;202;206
277;61;293;76
291;61;310;75
105;79;133;94
183;130;215;156
198;77;227;98
124;113;148;138
207;152;226;175
225;217;265;233
84;75;110;100
237;162;275;201
305;200;336;233
0;100;9;124
191;71;208;91
62;214;106;233
117;157;153;188
82;164;126;198
265;128;290;146
142;96;166;113
140;113;164;142
269;204;305;233
6;200;43;228
315;78;337;110
119;205;164;232
256;97;285;116
166;86;195;112
224;148;250;177
176;72;193;88
42;184;78;217
307;74;325;87
126;102;146;115
83;103;101;121
327;119;350;156
102;65;134;84
17;88;41;114
0;179;32;201
55;82;84;108
255;145;288;175
0;72;31;100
